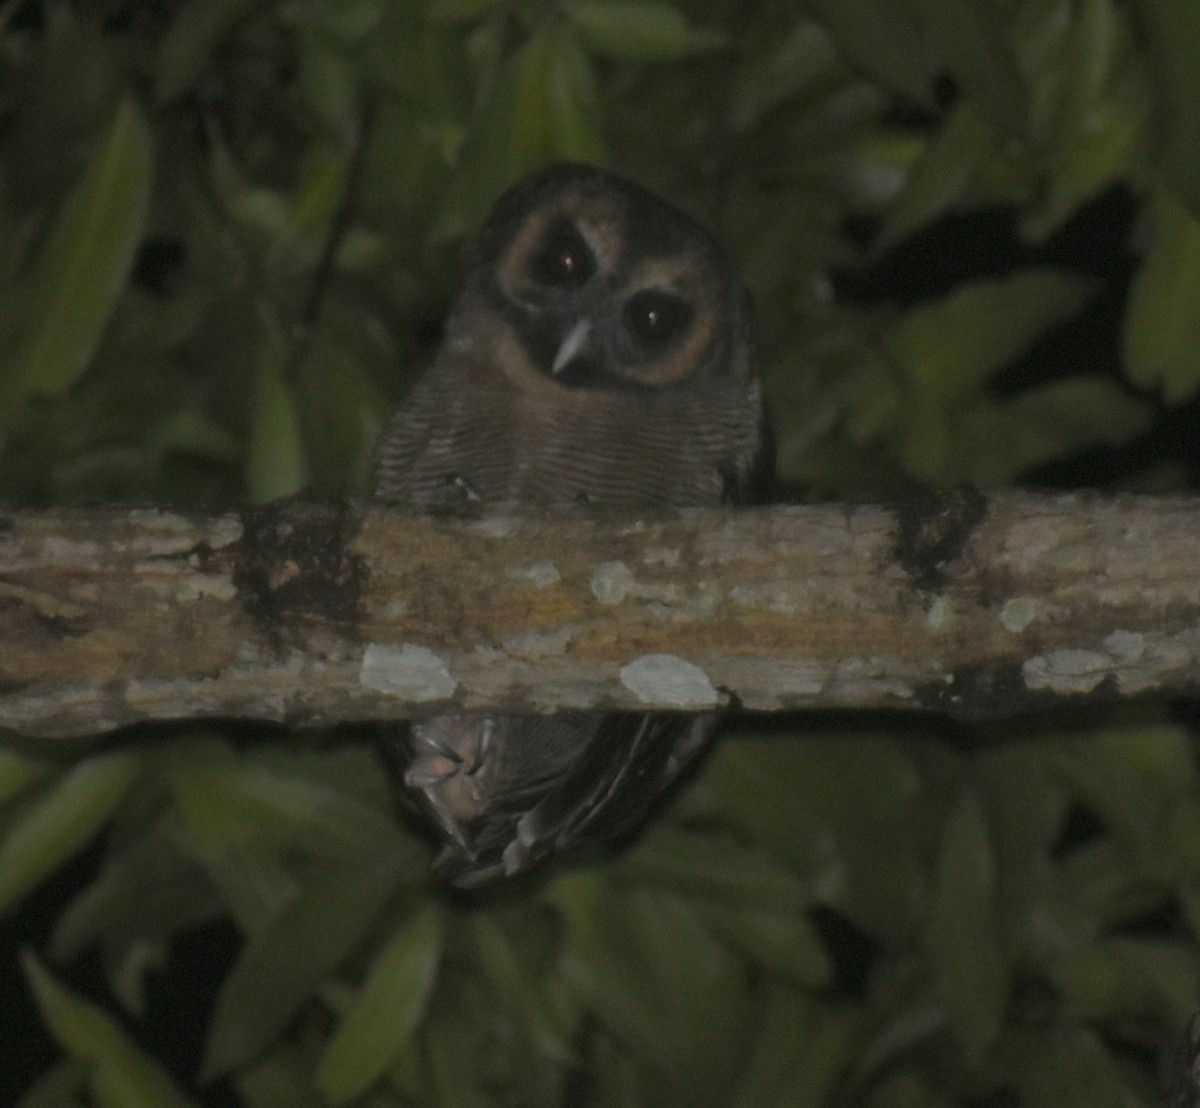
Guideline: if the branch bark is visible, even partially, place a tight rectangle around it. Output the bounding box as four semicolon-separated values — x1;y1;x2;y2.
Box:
2;491;1198;739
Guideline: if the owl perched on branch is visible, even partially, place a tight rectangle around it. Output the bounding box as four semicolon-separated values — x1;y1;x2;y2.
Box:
373;162;772;886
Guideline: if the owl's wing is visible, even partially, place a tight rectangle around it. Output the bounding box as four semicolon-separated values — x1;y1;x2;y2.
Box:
406;712;716;887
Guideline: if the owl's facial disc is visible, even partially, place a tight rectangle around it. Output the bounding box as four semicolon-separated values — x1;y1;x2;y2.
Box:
488;181;720;390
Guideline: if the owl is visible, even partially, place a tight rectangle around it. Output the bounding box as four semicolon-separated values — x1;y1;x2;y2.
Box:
373;162;771;886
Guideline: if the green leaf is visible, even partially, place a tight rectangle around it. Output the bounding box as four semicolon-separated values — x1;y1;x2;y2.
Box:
427;0;500;20
297;45;358;139
952;376;1150;484
733;990;858;1108
911;0;1029;135
553;874;684;1057
468;913;575;1063
150;408;242;465
647;803;832;957
1050;937;1199;1027
711;733;939;941
169;745;301;930
174;746;405;862
554;874;752;1104
0;99;151;434
296;335;389;497
14;1058;89;1108
863;1070;956;1108
889;269;1094;480
0;753;137;914
232;1049;324;1108
566;1;727;61
422;999;495;1108
694;900;830;989
547;29;607;163
1052;723;1192;856
929;790;1006;1064
854;991;948;1087
511;34;561;178
1124;189;1200;402
728;23;844;134
1058;835;1162;934
50;817;216;971
318;905;443;1103
976;740;1070;871
448;19;607;216
289;135;352;233
443;36;541;233
1022;0;1113;154
891;270;1095;406
169;742;424;936
622;825;810;914
245;341;308;502
286;0;386;48
1026;95;1140;240
879;104;999;249
202;854;404;1077
21;951;202;1108
1024;0;1138;239
803;0;934;104
992;1022;1142;1108
0;748;44;806
633;890;752;1101
1133;0;1200;213
155;0;265;104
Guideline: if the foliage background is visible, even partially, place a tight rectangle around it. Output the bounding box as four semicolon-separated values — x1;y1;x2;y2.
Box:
3;0;1200;1105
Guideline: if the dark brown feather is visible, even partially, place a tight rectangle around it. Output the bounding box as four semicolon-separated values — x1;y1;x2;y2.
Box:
372;163;771;885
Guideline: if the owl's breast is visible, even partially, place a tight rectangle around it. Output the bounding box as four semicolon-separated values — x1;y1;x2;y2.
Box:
372;359;758;510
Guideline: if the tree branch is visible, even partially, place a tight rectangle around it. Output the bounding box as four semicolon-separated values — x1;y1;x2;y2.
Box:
2;491;1198;739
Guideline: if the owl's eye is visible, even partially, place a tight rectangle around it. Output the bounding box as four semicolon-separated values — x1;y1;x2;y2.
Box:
623;289;692;348
530;219;596;287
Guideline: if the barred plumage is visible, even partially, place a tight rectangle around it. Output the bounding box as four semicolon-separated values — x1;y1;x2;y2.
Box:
373;163;771;885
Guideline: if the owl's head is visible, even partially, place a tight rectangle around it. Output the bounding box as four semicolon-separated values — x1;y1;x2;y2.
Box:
453;163;753;393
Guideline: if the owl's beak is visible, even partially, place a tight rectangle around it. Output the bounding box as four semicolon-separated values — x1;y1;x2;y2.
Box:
551;318;593;376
